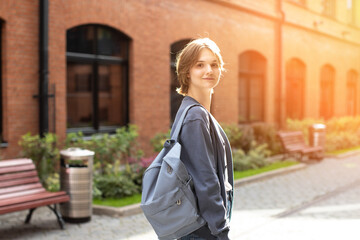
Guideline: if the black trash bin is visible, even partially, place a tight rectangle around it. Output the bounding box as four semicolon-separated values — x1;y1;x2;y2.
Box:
60;148;94;223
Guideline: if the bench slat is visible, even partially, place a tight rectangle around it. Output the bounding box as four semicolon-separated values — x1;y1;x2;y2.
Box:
278;131;324;161
301;146;323;153
0;176;40;189
0;194;70;215
0;170;38;181
0;191;69;207
0;183;43;195
0;188;46;200
0;159;33;168
0;158;70;229
0;164;36;175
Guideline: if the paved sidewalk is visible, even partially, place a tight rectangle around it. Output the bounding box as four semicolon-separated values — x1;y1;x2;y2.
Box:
0;154;359;240
230;154;360;240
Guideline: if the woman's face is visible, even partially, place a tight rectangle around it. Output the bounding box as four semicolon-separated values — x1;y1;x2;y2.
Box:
188;48;221;94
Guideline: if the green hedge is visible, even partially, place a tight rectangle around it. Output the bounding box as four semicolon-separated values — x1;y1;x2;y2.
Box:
287;116;360;152
222;123;281;155
18;124;145;193
65;124;143;175
93;173;141;199
232;143;271;172
18;133;59;189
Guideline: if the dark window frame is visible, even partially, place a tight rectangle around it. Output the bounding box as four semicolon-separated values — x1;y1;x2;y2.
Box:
66;24;130;135
319;64;335;120
170;39;191;125
346;70;358;116
238;51;266;123
285;58;306;120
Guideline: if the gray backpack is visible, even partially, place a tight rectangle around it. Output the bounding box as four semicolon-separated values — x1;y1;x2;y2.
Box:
141;104;206;240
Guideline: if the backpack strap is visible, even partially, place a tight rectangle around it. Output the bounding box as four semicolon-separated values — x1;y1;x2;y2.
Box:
171;103;201;141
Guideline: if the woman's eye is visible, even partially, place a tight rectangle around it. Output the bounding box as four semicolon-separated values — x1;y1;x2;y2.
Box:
211;63;219;67
197;63;203;67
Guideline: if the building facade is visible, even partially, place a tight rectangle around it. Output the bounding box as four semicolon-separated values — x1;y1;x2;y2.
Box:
1;0;360;158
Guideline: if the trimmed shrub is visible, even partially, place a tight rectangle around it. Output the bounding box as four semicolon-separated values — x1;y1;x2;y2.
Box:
19;125;148;200
150;130;171;153
326;116;360;133
222;122;281;156
93;173;141;199
325;131;360;152
232;142;271;172
286;116;360;152
65;124;143;175
45;173;60;192
222;124;254;152
18;133;59;188
252;122;282;155
124;162;146;187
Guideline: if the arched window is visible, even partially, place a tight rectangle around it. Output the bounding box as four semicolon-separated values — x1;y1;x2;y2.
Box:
66;24;130;134
347;70;358;116
319;64;335;120
239;51;266;123
286;58;305;120
170;39;191;123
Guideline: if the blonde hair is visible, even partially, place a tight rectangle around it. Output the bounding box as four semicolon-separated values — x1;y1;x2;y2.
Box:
175;38;224;96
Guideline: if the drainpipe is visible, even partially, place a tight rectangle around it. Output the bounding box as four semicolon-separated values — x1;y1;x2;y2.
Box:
275;0;284;128
39;0;49;137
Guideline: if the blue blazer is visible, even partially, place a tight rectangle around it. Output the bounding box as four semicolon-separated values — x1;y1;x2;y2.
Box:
170;96;234;240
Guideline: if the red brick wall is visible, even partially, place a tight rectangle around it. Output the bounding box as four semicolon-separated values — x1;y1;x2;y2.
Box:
0;1;39;158
1;0;360;158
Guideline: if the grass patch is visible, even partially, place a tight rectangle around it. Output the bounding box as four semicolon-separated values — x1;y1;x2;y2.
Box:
327;145;360;156
93;193;142;207
234;160;298;180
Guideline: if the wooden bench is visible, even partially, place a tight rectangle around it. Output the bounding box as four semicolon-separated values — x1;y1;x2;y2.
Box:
0;158;70;229
277;131;324;162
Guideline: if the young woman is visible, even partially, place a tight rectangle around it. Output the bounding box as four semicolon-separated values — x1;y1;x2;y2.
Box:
171;38;233;240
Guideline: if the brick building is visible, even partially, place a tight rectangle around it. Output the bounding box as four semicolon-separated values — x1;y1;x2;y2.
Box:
1;0;360;158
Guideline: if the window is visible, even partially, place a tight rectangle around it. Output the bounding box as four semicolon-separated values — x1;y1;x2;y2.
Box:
66;25;130;134
322;0;336;18
347;70;358;116
319;64;335;120
347;0;358;25
238;51;266;123
352;0;358;25
286;58;305;120
170;39;191;124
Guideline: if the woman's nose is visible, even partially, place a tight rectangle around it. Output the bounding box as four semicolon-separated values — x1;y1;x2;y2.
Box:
206;64;213;73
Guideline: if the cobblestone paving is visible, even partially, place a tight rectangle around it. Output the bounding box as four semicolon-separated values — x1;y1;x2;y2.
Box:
233;184;360;240
230;155;360;240
0;155;359;240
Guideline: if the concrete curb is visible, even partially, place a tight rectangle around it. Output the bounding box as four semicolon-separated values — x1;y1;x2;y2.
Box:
233;163;307;188
93;203;142;217
334;150;360;159
93;163;307;217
